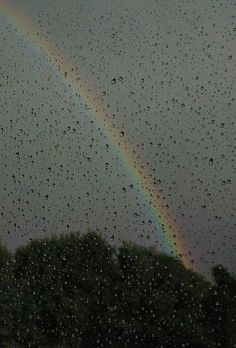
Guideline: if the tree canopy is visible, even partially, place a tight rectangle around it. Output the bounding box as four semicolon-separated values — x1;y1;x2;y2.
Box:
0;232;235;347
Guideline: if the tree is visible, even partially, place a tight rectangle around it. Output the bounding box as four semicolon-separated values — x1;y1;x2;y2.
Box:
204;265;236;348
0;231;235;347
116;242;214;348
0;244;16;347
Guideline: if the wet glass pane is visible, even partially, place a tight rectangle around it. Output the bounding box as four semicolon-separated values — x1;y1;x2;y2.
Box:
0;0;235;347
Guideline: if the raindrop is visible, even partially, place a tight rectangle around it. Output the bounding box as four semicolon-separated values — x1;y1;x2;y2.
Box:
208;158;214;165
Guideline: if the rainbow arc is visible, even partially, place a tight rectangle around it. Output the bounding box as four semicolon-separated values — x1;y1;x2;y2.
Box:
0;1;194;270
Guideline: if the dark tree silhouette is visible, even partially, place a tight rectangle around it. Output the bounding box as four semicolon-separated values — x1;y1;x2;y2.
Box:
0;231;235;347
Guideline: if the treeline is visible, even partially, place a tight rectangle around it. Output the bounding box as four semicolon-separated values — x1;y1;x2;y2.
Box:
0;231;235;347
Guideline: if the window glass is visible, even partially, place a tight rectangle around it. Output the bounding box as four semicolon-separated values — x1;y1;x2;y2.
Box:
0;1;235;347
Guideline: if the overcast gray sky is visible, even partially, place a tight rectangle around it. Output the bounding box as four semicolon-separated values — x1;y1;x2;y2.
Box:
0;0;235;277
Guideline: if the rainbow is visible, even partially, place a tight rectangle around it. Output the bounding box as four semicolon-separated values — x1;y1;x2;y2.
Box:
0;1;194;270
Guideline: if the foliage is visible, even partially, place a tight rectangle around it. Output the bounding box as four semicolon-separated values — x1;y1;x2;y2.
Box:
0;232;235;347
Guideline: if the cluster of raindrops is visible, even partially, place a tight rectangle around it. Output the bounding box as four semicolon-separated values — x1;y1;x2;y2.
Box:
0;0;235;277
0;1;235;347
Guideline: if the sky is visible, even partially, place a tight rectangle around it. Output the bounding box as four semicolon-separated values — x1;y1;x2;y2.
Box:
0;0;235;277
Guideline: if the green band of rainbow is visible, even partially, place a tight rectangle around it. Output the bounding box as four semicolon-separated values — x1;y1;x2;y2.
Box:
0;1;194;270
